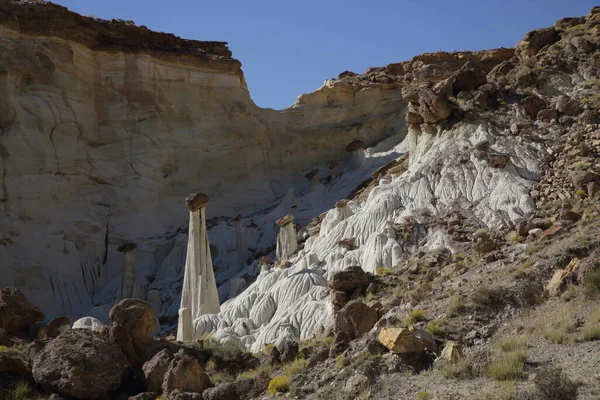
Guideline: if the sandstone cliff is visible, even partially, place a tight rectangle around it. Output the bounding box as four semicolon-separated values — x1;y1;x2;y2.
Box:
0;1;407;317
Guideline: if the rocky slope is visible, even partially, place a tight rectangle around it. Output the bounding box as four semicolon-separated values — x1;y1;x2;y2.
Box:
0;0;407;319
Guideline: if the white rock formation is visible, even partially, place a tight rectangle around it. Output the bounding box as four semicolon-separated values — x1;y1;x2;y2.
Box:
72;317;105;332
305;169;321;192
275;214;298;260
321;199;354;236
346;140;367;168
115;243;136;302
177;193;220;341
234;216;248;269
177;308;193;342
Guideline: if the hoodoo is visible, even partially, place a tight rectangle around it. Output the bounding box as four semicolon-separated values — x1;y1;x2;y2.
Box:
275;214;298;260
305;169;321;192
115;243;137;302
346;140;366;168
321;199;354;236
177;193;220;342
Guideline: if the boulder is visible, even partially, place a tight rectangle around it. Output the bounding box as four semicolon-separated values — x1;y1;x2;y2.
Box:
569;170;600;189
406;112;424;124
47;316;71;338
452;60;487;94
417;89;453;124
516;27;558;56
546;258;581;297
537;108;558;122
576;249;600;284
32;329;129;399
334;300;379;340
279;339;299;363
72;316;105;332
328;266;369;292
129;393;158;400
519;96;548;120
439;342;464;363
110;298;157;341
377;327;438;355
202;372;269;400
0;288;45;332
556;96;582;116
166;390;203;400
202;383;239;400
162;349;211;395
344;373;370;394
0;350;30;375
266;345;281;366
143;348;174;393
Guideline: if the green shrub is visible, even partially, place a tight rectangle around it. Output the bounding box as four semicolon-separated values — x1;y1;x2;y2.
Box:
485;350;527;381
8;382;32;400
470;286;507;311
268;375;292;395
416;391;431;400
498;336;527;353
335;354;345;369
582;269;600;299
283;358;308;376
376;267;392;275
408;309;428;323
531;366;579;399
426;319;446;336
440;358;473;380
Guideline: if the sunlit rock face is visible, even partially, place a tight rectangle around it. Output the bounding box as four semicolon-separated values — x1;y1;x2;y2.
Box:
0;2;407;318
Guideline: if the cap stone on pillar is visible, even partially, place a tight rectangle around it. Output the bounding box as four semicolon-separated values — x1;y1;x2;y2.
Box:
276;214;295;227
185;192;209;211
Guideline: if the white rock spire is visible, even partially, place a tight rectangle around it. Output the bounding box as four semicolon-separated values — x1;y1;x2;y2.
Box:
346;140;366;168
177;192;220;341
275;214;298;260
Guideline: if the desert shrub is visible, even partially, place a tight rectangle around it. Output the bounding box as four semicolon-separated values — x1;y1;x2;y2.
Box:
485;350;527;381
498;336;528;353
426;319;446;336
512;279;544;308
268;375;292;395
440;358;473;380
582;269;600;299
560;284;578;301
406;283;431;304
448;295;466;316
6;382;32;400
376;267;392;275
335;354;345;369
475;381;517;400
416;391;431;400
470;286;507;311
201;337;246;362
531;366;579;400
283;358;308;376
408;309;428;323
542;308;577;344
239;363;275;379
581;309;600;342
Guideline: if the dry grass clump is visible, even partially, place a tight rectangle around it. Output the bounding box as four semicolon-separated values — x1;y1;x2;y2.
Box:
268;375;292;395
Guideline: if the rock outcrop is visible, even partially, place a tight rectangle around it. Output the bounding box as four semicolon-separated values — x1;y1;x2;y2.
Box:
31;329;129;399
0;287;44;332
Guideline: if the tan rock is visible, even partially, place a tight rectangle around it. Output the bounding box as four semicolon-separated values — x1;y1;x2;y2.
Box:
546;258;581;297
275;214;294;227
439;342;464;363
109;298;157;342
377;327;437;354
162;350;211;395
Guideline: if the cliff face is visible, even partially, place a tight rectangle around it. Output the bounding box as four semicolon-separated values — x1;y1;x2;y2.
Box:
0;1;407;317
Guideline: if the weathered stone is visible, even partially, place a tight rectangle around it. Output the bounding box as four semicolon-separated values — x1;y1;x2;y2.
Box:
166;390;203;400
345;140;365;152
417;89;453;124
0;288;45;332
129;393;158;400
279;339;299;364
519;96;548;120
569;170;600;188
546;258;581;297
202;383;239;400
577;248;600;284
377;327;438;354
328;266;369;292
47;316;71;338
452;60;487;94
334;300;379;340
162;349;211;395
439;342;464;363
72;316;105;332
143;348;174;393
32;329;129;399
516;27;558;56
406;112;425;124
537;108;558;122
275;214;294;227
0;350;29;375
556;95;581;116
266;345;281;366
185;192;209;211
110;298;157;342
344;373;370;394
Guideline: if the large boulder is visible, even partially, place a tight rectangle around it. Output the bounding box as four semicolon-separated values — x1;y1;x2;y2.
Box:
47;316;71;338
162;349;211;395
519;96;548;120
556;95;582;116
202;372;269;400
417;89;453;124
31;329;129;399
516;27;558;57
110;299;157;342
377;327;438;355
328;266;369;292
72;316;105;332
0;288;45;332
334;300;379;340
452;60;487;94
143;348;174;393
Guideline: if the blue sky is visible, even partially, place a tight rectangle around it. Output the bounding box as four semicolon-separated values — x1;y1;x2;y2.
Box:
54;0;596;110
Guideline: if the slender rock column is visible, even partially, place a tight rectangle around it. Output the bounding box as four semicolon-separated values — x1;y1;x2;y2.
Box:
275;214;297;260
321;199;354;236
346;140;366;168
177;308;193;342
116;243;136;302
177;192;220;342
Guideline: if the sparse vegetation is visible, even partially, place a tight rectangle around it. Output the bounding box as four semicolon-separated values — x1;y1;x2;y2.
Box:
335;354;345;369
426;319;446;336
470;286;507;311
376;267;392;275
416;391;431;400
498;336;527;353
408;309;428;323
582;269;600;299
283;358;308;376
268;375;292;395
440;358;473;379
528;366;579;400
485;350;527;381
239;363;275;379
448;295;466;316
581;309;600;341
